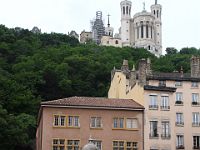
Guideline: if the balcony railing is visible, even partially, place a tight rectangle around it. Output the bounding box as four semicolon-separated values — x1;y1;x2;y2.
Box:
161;134;171;139
149;133;159;138
176;122;184;126
192;122;200;127
160;106;170;110
193;146;200;149
149;105;159;110
192;101;200;106
176;145;184;149
175;101;183;105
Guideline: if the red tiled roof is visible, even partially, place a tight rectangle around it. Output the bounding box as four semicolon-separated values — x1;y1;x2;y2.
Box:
41;97;144;110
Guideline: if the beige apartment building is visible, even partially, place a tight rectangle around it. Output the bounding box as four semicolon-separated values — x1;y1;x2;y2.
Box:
109;56;200;150
36;97;144;150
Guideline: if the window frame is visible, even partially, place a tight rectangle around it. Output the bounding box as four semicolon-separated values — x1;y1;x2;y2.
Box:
176;113;184;126
68;116;80;128
149;121;158;138
90;117;102;128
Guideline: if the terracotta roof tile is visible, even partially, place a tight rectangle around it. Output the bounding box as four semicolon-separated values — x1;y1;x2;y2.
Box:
41;97;144;110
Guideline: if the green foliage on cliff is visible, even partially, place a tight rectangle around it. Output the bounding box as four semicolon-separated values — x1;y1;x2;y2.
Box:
0;24;200;149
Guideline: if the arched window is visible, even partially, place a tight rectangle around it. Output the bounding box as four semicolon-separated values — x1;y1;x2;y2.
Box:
148;45;151;50
115;40;119;44
123;7;125;15
154;10;155;15
141;25;144;38
157;10;159;18
126;6;129;14
146;25;149;38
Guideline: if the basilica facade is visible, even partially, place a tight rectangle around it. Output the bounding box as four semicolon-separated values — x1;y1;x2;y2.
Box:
101;0;162;57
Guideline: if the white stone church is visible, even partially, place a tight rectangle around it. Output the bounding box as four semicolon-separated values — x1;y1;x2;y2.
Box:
101;0;162;57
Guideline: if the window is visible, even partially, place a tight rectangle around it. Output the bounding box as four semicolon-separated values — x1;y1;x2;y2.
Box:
113;118;124;128
123;7;125;15
176;113;184;126
67;140;80;150
193;136;200;149
113;141;124;150
54;115;66;127
115;40;119;44
90;117;102;128
126;142;138;150
146;25;149;38
161;96;170;110
192;93;199;105
161;121;170;139
53;139;65;150
176;135;184;149
192;82;199;88
90;140;102;150
126;118;138;129
175;81;182;87
141;25;144;38
157;10;159;18
192;112;200;126
113;141;137;150
150;121;158;138
149;95;158;109
176;92;183;104
126;6;128;14
159;80;166;87
68;116;80;127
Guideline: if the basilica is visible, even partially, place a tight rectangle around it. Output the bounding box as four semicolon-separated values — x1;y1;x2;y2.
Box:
101;0;162;57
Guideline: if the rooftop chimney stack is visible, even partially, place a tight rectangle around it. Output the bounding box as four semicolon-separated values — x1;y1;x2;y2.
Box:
191;56;200;78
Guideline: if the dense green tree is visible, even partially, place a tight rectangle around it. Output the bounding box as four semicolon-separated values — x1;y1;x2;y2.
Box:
0;24;199;149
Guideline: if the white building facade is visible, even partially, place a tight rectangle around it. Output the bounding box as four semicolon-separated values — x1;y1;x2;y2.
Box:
101;0;162;57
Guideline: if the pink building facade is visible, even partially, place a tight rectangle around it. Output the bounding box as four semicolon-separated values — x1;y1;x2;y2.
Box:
36;97;144;150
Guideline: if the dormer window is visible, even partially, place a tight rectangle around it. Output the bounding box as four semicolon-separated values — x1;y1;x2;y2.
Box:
159;80;166;87
175;81;182;87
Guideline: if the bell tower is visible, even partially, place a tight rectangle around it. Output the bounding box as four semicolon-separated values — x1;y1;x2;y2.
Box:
151;0;162;56
120;0;132;46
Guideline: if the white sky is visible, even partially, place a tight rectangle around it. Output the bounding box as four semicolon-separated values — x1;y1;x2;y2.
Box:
0;0;200;52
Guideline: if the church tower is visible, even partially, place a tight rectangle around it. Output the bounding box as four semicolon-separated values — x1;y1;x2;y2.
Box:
120;0;132;46
105;14;114;37
151;0;162;55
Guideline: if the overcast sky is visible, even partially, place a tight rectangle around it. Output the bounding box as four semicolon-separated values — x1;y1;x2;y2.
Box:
0;0;199;52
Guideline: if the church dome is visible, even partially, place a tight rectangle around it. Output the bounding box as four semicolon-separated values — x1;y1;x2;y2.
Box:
82;142;98;150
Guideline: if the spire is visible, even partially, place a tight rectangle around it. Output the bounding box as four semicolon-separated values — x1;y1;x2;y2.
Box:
143;2;146;11
107;14;110;27
155;0;157;4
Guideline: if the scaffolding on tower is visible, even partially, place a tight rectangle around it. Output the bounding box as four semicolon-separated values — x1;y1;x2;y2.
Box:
91;11;105;44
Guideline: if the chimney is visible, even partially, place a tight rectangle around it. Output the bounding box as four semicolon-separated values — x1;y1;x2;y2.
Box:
121;60;129;72
146;58;152;76
180;66;184;77
191;56;200;78
138;58;147;86
130;64;136;87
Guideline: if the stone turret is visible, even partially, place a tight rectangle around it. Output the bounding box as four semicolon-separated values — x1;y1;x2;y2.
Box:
191;56;200;78
138;59;147;86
